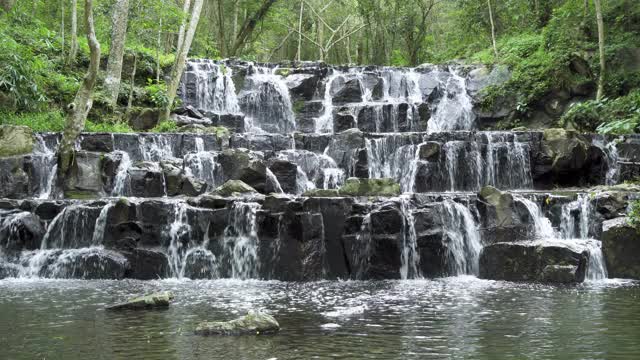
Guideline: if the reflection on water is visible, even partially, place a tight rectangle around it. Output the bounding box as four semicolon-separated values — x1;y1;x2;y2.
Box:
0;277;639;359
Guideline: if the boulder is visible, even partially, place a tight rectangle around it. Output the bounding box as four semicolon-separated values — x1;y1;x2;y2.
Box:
0;157;30;198
601;217;640;279
81;134;114;152
195;311;280;336
418;142;441;161
333;111;356;132
63;151;104;198
268;160;298;194
332;79;363;105
122;249;171;280
0;211;45;251
534;129;590;186
171;114;212;127
213;180;257;197
128;162;166;197
217;149;269;193
128;108;160;131
0;262;19;279
38;248;129;280
0;125;33;157
338;178;401;197
479;241;589;283
106;291;175;310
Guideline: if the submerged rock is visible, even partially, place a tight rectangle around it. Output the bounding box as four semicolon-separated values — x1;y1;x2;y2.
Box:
194;311;280;336
338;178;401;197
601;217;640;279
106;291;174;310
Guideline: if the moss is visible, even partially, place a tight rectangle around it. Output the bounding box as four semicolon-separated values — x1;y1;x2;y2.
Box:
274;68;290;77
338;178;401;197
303;189;340;197
64;190;98;200
293;100;305;115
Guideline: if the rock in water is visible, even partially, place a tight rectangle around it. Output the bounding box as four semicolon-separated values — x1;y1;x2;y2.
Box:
601;217;640;279
194;311;280;336
106;291;174;310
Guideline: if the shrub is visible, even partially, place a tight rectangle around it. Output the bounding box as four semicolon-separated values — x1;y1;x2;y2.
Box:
150;120;178;133
562;90;640;133
144;79;170;108
0;111;66;132
84;120;134;133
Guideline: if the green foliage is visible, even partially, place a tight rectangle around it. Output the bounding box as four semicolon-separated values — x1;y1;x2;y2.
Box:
84;120;135;133
628;201;640;229
561;90;640;133
144;79;169;108
0;111;66;132
150;120;178;133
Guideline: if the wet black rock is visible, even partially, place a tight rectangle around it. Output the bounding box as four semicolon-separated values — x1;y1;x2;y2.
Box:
0;211;45;251
479;241;588;283
601;217;640;279
122;249;171;280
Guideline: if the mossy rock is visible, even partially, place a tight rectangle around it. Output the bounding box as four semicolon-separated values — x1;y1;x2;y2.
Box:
64;190;98;200
195;311;280;336
303;189;340;197
106;291;175;310
0;125;33;157
337;178;401;197
213;180;257;197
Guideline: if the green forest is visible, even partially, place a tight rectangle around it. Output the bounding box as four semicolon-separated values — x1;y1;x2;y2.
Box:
0;0;639;137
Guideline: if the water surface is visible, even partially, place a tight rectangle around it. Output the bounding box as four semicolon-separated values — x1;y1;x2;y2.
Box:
0;277;639;359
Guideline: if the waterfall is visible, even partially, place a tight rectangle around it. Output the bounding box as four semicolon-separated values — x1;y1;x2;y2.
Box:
427;69;476;132
91;203;113;245
222;202;261;279
111;151;132;196
238;65;295;134
352;214;372;280
40;205;103;249
167;202;191;277
516;194;608;280
33;134;59;199
184;151;223;189
514;195;556;238
277;149;344;191
266;168;284;193
399;197;420;279
180;60;240;113
139;135;174;162
366;137;420;193
439;200;482;276
315;71;343;133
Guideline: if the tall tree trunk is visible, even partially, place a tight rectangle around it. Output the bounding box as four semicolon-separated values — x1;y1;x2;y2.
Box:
0;0;16;12
594;0;605;100
68;0;78;64
60;0;65;55
176;0;192;56
163;0;204;120
157;17;162;83
104;0;130;107
126;53;137;116
232;0;238;40
487;0;498;58
216;0;226;56
296;0;303;62
229;0;277;56
60;0;101;174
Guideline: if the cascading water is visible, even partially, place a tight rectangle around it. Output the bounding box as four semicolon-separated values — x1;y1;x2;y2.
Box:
238;65;295;134
427;68;476;132
439;200;483;276
222;202;261;279
399;197;420;279
111;151;131;196
180;59;240;113
366;136;421;193
33;134;59;199
515;194;608;280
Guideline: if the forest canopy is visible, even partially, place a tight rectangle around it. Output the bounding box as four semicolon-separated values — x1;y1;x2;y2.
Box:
0;0;639;135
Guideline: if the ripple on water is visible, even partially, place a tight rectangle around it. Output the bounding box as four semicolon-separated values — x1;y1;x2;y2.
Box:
0;277;638;359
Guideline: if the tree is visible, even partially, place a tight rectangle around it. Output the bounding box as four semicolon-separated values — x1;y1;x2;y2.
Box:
229;0;278;57
163;0;204;120
594;0;605;100
487;0;498;58
68;0;78;64
399;0;438;66
59;0;101;174
0;0;15;12
104;0;131;107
